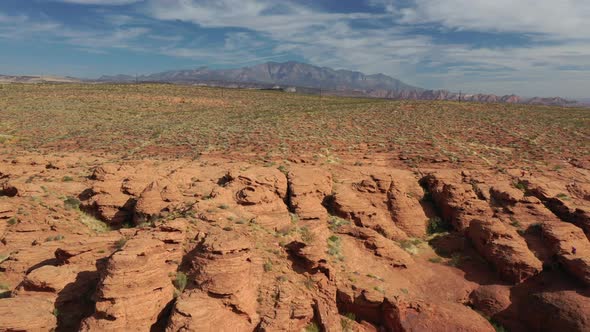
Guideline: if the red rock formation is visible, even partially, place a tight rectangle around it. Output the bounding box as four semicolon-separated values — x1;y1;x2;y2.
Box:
468;219;542;283
422;171;493;231
542;222;590;285
288;167;332;220
80;236;177;330
0;296;57;331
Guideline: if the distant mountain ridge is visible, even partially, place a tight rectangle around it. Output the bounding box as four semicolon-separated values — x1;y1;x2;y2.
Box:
97;61;579;106
0;62;578;106
0;74;80;84
99;61;422;92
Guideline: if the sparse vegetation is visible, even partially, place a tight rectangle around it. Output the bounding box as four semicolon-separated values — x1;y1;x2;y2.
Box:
300;226;315;243
556;193;571;201
45;234;64;242
114;238;127;250
428;257;443;263
263;260;273;272
303;276;316;290
327;235;344;261
341;313;356;331
63;196;81;210
7;217;19;226
62;175;74;182
328;215;350;231
513;181;527;192
79;213;109;233
305;322;320;332
509;216;522;228
447;253;463;267
173;272;188;293
399;238;423;255
366;273;384;281
0;84;585;166
427;216;448;235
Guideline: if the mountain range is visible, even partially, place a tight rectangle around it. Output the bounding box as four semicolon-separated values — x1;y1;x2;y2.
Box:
0;62;580;106
97;61;578;106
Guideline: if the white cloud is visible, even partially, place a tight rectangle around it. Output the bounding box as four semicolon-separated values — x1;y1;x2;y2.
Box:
0;12;149;50
143;0;590;97
2;0;590;97
386;0;590;40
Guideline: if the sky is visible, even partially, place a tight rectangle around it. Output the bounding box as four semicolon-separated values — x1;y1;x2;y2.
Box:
0;0;589;98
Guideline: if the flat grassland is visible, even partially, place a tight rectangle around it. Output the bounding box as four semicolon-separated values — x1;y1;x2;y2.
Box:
0;83;588;168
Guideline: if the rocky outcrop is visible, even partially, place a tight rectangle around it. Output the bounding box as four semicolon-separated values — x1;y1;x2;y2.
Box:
168;230;261;331
521;290;590;331
524;177;590;237
18;264;98;331
468;219;542;283
336;226;413;268
422;172;493;231
288;167;332;220
333;185;406;241
542;222;590;285
22;265;78;293
190;231;261;321
84;180;135;226
134;180;183;224
337;289;494;332
489;183;525;206
386;299;495;332
0;296;57;331
387;171;429;237
1;152;589;332
80;236;177;331
469;284;512;319
231;167;290;230
167;291;255;332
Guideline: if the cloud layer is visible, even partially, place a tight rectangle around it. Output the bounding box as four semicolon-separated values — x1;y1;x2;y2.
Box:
1;0;589;97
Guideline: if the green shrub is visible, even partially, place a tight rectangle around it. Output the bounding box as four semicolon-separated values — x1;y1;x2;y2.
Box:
428;257;443;263
63;196;81;210
114;238;127;250
263;260;273;272
328;215;350;231
174;272;188;292
300;227;315;243
341;312;356;331
427;216;448;234
305;322;319;332
513;181;527;192
327;235;344;261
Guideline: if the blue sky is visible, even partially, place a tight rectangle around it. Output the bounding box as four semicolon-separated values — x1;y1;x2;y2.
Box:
0;0;589;97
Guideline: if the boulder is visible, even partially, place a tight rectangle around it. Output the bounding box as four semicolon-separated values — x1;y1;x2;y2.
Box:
468;219;542;283
333;186;406;241
542;222;590;285
387;171;429;237
80;237;176;331
422;172;493;231
0;296;57;331
288;167;332;220
166;291;255;332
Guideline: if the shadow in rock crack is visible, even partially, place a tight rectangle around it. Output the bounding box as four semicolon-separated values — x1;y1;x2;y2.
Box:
55;271;99;332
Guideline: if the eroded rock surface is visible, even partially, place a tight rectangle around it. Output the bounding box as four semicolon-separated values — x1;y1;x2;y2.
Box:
468;219;543;283
0;152;588;332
